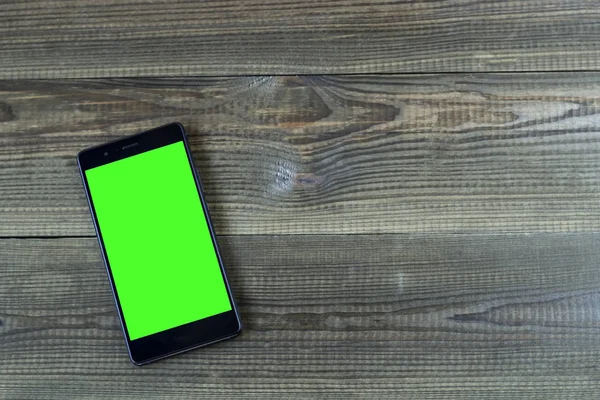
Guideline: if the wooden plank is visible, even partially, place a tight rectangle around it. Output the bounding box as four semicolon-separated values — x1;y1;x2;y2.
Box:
3;74;600;236
2;1;600;78
2;234;600;398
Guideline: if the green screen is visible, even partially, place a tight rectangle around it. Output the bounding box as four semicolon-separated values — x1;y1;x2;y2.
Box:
85;141;232;340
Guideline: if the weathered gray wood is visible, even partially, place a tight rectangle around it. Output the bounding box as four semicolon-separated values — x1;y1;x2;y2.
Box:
2;234;600;398
2;74;600;236
2;1;600;78
4;1;600;397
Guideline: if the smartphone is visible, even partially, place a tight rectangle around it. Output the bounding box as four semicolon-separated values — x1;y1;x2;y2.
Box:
77;123;242;365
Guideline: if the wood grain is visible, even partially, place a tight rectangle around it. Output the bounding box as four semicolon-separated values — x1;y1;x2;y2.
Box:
2;234;600;398
2;0;600;78
4;1;600;397
3;74;600;236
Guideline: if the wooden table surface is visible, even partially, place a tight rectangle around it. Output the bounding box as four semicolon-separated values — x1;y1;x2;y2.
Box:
3;1;600;399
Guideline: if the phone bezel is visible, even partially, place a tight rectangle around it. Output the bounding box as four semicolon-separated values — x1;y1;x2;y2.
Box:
77;122;242;365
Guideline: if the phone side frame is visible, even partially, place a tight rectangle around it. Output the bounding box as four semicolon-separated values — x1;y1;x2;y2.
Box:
77;152;137;364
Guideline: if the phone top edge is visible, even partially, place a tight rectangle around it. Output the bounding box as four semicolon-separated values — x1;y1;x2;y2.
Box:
77;122;185;163
77;122;186;171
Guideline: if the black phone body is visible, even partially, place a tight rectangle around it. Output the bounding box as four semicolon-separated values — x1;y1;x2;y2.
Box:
77;123;241;365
